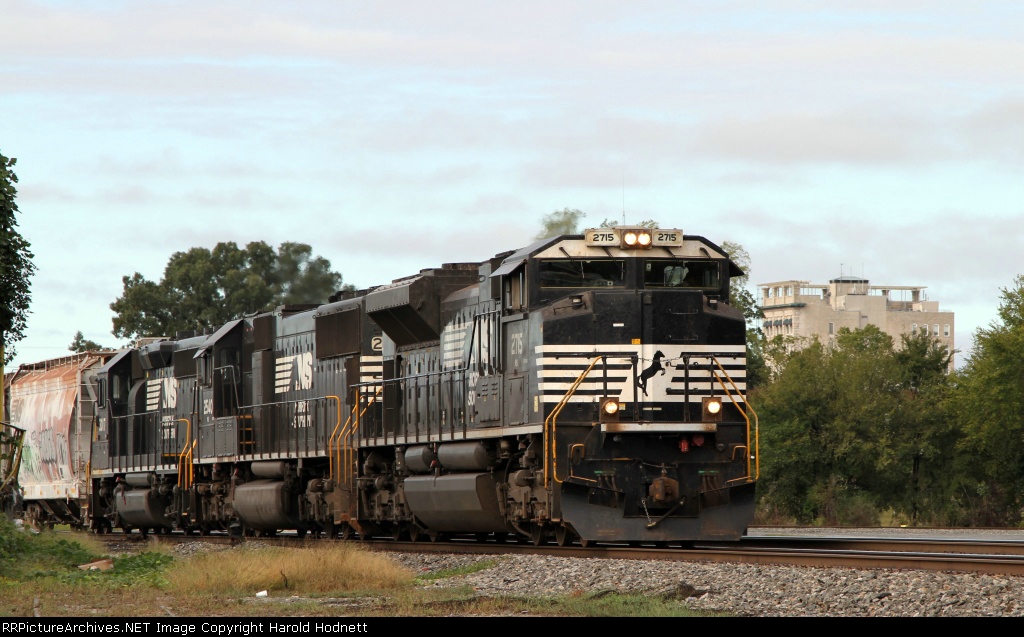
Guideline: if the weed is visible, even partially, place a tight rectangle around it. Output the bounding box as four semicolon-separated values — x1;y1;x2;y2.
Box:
0;526;728;618
164;543;415;597
414;559;498;582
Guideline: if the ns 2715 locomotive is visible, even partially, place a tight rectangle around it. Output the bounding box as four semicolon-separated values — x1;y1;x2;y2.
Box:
7;226;759;546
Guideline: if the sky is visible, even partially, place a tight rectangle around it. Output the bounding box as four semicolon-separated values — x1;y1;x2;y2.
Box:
3;0;1023;372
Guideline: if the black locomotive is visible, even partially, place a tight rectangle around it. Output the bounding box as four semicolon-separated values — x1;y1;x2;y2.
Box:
11;226;759;545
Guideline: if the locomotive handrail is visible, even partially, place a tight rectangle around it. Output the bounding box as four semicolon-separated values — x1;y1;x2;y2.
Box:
328;396;358;484
176;418;193;490
323;395;343;483
708;355;760;481
544;356;603;488
339;386;382;486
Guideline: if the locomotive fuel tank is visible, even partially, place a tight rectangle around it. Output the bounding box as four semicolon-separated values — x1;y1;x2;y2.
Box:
232;480;300;531
403;473;507;533
114;488;173;529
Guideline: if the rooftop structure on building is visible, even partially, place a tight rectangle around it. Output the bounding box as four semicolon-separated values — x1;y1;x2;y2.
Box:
758;276;954;371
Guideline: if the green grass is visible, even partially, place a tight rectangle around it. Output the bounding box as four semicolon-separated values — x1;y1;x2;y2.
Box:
414;558;499;581
0;518;728;617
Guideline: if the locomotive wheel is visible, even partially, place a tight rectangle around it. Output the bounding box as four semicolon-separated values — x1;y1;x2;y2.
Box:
553;526;571;547
427;530;446;543
530;525;546;546
339;524;354;540
579;537;593;548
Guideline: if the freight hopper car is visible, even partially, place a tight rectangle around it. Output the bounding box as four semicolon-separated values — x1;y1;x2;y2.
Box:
5;352;115;529
87;226;759;545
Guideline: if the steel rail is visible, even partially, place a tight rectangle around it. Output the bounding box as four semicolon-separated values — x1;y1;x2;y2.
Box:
93;531;1024;577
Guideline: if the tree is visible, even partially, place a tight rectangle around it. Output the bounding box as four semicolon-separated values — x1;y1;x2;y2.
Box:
887;331;957;525
753;325;959;526
69;331;106;353
0;151;36;369
951;274;1024;525
272;242;343;305
110;241;346;343
722;240;766;389
535;208;586;240
597;218;659;229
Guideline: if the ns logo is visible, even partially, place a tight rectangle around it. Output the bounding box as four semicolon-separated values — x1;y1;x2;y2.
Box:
146;377;178;410
275;352;314;393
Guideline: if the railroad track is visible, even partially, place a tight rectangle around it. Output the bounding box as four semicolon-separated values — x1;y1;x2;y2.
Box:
95;529;1024;577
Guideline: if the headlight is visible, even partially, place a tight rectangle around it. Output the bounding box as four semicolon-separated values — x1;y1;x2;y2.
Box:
600;397;621;422
621;229;653;249
702;396;723;421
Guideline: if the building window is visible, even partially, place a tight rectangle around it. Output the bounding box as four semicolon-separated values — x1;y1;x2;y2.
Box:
944;324;950;337
828;322;834;335
933;324;939;336
922;324;929;336
912;323;917;335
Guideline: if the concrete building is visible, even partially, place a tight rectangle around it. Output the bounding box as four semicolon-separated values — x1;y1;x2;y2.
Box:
758;276;954;370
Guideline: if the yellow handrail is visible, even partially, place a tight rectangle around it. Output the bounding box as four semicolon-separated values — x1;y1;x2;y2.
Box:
176;418;192;490
343;386;381;486
544;357;602;487
709;356;760;481
323;396;342;481
331;403;359;484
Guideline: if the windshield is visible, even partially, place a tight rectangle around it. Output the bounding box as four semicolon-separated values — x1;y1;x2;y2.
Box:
644;260;720;289
538;259;626;288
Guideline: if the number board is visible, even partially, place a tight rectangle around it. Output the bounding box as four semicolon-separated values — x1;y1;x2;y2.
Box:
584;228;685;247
584;229;619;246
651;230;684;247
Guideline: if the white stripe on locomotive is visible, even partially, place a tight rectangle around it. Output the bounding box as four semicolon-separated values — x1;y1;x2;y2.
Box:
534;343;746;403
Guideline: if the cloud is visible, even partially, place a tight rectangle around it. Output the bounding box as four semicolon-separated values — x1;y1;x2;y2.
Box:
5;1;1024;374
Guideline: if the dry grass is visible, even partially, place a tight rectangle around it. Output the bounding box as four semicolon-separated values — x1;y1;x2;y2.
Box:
164;543;415;597
0;524;720;617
